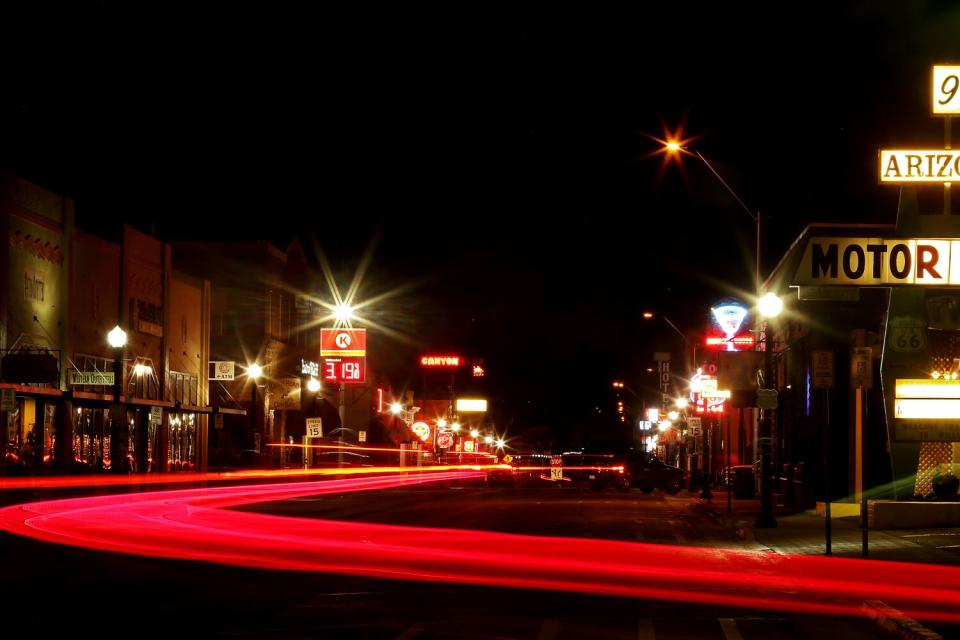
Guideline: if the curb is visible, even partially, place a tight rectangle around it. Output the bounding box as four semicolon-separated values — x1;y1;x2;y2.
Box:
860;600;943;640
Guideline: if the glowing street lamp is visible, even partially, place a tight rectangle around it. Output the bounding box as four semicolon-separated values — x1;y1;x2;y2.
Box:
495;438;506;449
758;292;784;318
333;302;356;324
470;429;480;438
437;418;448;428
451;422;462;432
675;398;689;409
306;377;321;393
667;410;679;421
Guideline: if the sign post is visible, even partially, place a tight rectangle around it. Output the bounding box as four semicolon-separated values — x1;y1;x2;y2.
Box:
811;350;834;555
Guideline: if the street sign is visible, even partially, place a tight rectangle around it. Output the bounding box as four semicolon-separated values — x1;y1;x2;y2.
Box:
550;455;563;481
69;371;114;385
464;440;475;453
322;356;366;383
306;418;322;438
889;316;926;353
0;388;15;412
436;431;453;448
851;347;874;389
502;454;513;464
320;328;366;357
214;413;224;430
812;350;835;389
209;361;235;381
756;388;778;410
653;352;671;361
933;66;960;114
150;406;163;425
300;359;319;376
687;416;702;437
359;430;367;443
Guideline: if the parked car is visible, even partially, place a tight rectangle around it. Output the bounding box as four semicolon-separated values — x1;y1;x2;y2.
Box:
624;451;684;494
561;453;631;492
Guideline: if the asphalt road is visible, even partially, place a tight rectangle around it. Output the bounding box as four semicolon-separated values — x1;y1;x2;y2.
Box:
0;479;910;638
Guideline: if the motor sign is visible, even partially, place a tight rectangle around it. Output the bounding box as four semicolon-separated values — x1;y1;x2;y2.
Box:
322;357;366;384
320;328;366;356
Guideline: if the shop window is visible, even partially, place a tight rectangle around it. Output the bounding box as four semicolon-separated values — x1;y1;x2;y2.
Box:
128;358;158;400
169;371;198;405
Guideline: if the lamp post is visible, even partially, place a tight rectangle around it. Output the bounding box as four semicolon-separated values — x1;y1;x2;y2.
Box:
756;292;784;528
106;325;127;473
247;362;262;468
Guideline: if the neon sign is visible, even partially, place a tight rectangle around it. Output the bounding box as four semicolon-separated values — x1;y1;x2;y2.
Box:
411;421;431;442
420;355;461;367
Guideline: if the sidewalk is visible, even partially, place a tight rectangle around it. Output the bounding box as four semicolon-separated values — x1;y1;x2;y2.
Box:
692;489;960;566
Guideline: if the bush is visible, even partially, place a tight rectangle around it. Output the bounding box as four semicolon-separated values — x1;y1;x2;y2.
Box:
931;472;959;499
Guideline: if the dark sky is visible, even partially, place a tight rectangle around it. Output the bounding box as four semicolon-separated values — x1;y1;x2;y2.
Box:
3;3;960;437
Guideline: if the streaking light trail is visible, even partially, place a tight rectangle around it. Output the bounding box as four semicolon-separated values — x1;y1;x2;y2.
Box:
0;465;500;490
2;473;960;623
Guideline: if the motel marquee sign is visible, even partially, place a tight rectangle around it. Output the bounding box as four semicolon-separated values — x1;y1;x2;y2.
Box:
796;237;960;286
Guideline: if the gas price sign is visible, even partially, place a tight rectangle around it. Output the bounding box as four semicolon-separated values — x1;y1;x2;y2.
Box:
322;357;366;384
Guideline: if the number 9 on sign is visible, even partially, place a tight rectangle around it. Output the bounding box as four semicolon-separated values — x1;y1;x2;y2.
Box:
934;66;960;114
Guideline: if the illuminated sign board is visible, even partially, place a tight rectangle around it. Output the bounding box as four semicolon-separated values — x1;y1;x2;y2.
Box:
320;329;366;357
456;398;488;413
420;355;461;367
300;359;319;376
705;334;755;350
472;365;485;377
933;66;960;114
322;356;366;383
880;150;960;183
646;408;660;423
894;379;960;441
795;238;960;286
689;371;728;414
411;421;431;442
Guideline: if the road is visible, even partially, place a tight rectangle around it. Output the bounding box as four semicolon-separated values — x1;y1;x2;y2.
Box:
0;477;951;638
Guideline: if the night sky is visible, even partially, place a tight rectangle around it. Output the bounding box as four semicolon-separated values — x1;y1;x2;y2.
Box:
3;3;960;441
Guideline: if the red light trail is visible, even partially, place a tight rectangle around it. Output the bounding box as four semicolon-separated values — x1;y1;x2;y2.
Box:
2;472;960;623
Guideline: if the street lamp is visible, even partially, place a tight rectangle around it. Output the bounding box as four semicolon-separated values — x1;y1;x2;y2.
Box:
247;363;262;468
106;326;127;473
664;142;761;298
642;312;694;375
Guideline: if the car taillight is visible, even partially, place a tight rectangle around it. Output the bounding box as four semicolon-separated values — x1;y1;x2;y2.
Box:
613;465;624;473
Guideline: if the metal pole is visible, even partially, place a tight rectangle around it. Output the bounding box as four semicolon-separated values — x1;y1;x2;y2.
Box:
824;387;831;555
726;418;732;515
755;314;777;528
112;346;123;473
861;386;869;557
338;382;346;468
249;381;257;468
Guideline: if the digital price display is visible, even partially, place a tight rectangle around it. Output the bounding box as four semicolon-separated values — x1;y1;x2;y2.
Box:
322;356;366;384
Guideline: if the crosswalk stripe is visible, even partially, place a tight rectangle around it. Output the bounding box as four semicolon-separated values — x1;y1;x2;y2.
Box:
537;618;560;640
394;622;426;640
637;617;656;640
719;618;745;640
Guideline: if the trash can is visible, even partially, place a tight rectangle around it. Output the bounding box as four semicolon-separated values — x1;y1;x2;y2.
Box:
734;467;755;499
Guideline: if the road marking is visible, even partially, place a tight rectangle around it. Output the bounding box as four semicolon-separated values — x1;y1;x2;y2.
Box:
637;617;655;640
395;622;426;640
719;618;744;640
537;618;560;640
902;532;960;537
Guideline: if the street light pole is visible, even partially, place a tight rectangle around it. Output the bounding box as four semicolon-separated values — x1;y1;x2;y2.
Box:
107;326;127;474
247;363;262;469
756;292;783;529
